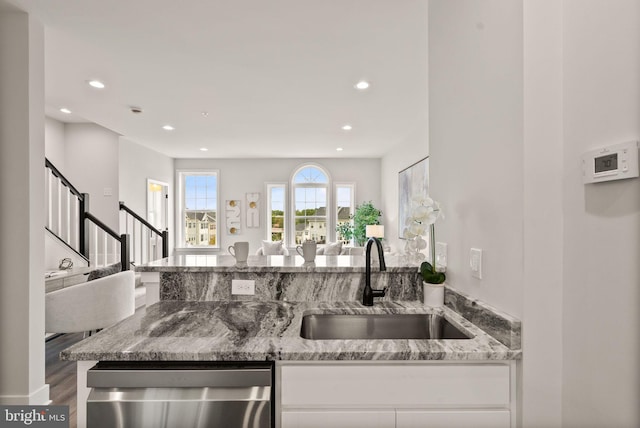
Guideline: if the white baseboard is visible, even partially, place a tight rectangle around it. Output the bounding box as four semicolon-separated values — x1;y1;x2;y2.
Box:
0;383;50;405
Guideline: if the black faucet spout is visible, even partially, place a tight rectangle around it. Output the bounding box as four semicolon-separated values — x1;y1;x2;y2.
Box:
362;237;387;306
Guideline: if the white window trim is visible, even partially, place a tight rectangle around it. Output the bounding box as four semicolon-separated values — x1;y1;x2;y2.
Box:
334;182;356;245
289;163;331;247
265;182;287;244
175;169;220;250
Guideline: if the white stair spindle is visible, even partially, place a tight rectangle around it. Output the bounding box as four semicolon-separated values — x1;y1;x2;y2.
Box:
113;238;118;267
56;178;62;236
92;224;98;265
145;228;150;265
65;187;71;243
46;169;52;229
103;230;108;266
132;221;137;265
72;196;79;251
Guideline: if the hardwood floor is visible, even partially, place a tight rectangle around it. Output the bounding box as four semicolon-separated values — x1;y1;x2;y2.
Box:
46;332;84;428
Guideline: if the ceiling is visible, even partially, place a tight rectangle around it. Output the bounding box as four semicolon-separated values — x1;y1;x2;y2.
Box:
4;0;428;158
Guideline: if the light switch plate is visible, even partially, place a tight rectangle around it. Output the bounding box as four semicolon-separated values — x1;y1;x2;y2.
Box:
231;279;255;295
470;248;483;279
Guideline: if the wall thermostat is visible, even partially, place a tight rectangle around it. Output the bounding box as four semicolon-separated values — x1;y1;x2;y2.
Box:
582;140;639;184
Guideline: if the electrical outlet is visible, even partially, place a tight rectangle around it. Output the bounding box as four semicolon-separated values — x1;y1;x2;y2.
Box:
231;279;255;295
470;248;483;279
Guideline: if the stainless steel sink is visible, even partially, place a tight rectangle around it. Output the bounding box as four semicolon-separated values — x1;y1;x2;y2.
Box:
299;313;471;340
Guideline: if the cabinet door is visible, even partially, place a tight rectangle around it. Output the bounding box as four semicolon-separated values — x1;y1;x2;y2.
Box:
396;409;511;428
282;410;395;428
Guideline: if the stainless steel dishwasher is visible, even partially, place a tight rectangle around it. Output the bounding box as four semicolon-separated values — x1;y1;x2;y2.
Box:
86;361;273;428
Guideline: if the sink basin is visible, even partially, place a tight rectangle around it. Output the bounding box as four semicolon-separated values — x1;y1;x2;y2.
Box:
300;313;471;340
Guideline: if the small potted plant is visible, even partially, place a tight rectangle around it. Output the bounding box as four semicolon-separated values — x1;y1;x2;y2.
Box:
406;197;445;307
335;221;354;244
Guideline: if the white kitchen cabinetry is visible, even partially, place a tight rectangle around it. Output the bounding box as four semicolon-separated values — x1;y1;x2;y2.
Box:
278;361;517;428
282;410;395;428
396;410;511;427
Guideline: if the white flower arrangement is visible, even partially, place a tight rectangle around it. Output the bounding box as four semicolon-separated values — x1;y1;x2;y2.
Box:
403;196;446;284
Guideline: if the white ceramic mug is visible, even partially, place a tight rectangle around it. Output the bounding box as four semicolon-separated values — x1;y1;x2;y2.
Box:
228;241;249;263
296;241;317;262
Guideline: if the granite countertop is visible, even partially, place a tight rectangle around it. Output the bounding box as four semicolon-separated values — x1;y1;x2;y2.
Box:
61;300;522;362
136;254;418;273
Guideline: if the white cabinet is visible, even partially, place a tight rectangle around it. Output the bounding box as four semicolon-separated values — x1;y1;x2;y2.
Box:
282;410;395;428
278;361;517;428
396;410;511;428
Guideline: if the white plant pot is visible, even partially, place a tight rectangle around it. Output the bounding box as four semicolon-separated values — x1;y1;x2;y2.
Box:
423;281;444;307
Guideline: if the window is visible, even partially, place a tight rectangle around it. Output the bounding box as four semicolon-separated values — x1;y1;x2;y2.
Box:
178;171;219;248
335;183;355;245
292;165;329;245
266;183;286;242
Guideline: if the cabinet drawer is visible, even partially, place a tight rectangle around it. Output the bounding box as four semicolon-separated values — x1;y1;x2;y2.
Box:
282;410;395;428
396;409;511;428
280;363;510;408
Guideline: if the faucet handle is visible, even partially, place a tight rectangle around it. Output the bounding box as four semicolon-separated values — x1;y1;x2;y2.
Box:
372;287;387;298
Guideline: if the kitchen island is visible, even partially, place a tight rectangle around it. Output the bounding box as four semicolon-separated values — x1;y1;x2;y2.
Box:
62;254;522;428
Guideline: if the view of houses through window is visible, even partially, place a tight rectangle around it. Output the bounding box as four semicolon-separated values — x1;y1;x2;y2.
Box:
336;184;354;244
181;172;218;247
268;183;286;242
179;167;352;249
293;166;329;244
265;166;355;246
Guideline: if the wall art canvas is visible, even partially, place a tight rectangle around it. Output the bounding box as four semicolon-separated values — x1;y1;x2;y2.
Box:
398;156;429;238
225;200;241;235
246;193;260;228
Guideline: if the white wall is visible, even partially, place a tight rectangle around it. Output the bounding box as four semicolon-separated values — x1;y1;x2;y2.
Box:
381;126;429;254
428;0;524;318
0;10;48;404
44;229;89;270
561;1;640;426
522;0;564;426
44;116;65;169
64;123;120;230
174;158;381;254
119;138;175;254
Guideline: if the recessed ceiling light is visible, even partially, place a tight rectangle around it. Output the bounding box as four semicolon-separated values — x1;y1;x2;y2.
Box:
201;111;209;117
200;147;208;152
354;80;370;90
336;147;344;152
162;125;175;131
59;108;71;114
88;80;105;89
342;124;353;131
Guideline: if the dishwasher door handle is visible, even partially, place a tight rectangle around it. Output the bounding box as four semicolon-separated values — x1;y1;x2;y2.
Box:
88;368;272;388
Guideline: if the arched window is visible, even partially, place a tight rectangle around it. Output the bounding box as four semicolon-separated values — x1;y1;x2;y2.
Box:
291;164;330;245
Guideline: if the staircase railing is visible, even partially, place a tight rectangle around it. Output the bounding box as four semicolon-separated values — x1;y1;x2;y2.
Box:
119;201;168;266
45;158;130;270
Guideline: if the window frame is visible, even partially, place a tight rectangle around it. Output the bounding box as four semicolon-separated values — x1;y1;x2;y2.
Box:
265;182;288;244
289;163;331;247
176;169;220;249
334;182;356;245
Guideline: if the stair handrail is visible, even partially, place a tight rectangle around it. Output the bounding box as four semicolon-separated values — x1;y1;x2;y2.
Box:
119;202;163;236
119;201;169;259
45;158;130;271
45;158;84;200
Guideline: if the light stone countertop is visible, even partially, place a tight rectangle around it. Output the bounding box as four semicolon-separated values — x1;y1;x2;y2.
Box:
60;300;522;362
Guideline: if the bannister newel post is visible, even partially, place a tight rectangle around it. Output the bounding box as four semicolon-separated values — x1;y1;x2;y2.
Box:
162;230;169;258
120;234;130;271
79;192;90;260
